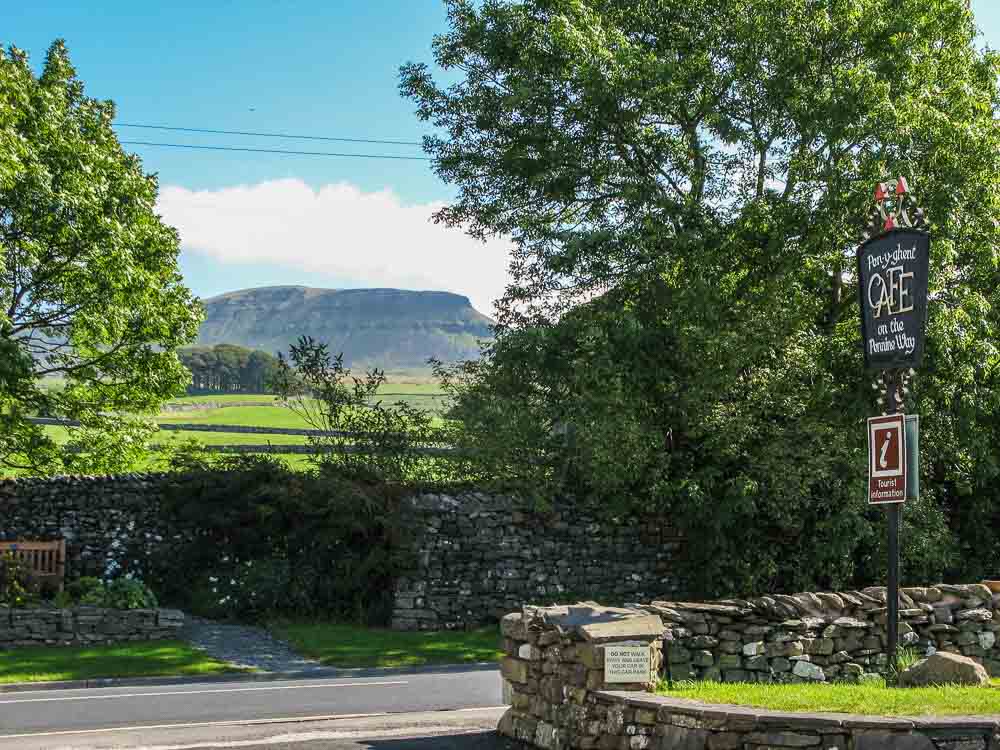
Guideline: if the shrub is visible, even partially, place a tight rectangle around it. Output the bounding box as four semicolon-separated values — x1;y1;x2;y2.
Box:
76;577;158;609
138;455;412;624
102;578;158;609
0;552;33;608
270;337;455;484
66;576;104;602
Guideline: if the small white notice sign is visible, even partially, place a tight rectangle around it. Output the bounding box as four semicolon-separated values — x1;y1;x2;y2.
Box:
604;645;651;683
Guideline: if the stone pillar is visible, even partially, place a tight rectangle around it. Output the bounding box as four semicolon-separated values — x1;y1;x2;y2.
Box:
496;603;664;750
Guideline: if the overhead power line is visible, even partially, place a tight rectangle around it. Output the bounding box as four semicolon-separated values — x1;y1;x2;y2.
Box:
120;141;432;161
115;122;424;147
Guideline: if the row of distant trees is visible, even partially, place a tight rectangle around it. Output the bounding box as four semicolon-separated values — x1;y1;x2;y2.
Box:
179;344;280;394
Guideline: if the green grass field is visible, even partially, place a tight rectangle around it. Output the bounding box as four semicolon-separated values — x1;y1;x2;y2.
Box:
5;382;451;478
157;405;313;428
269;622;502;668
0;641;243;684
663;679;1000;716
165;384;448;412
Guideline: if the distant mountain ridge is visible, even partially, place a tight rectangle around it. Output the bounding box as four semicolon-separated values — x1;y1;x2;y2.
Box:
196;286;494;369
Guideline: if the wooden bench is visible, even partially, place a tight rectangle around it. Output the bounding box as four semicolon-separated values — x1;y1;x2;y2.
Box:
1;540;66;592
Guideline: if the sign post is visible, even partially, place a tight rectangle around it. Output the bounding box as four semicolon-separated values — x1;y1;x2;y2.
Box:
856;177;929;678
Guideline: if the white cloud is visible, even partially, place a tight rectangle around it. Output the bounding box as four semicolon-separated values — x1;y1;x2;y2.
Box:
157;179;512;316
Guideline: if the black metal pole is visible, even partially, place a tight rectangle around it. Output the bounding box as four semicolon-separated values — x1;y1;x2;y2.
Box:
885;370;900;680
664;636;674;690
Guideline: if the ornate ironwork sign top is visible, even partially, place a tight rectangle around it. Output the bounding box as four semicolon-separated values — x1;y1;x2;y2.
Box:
863;176;927;240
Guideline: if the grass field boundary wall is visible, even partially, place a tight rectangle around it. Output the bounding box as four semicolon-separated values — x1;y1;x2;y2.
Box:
28;417;420;439
0;606;184;648
162;400;277;412
144;444;459;455
498;603;1000;750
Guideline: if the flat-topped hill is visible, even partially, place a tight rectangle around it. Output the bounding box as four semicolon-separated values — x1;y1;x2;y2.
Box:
196;286;493;369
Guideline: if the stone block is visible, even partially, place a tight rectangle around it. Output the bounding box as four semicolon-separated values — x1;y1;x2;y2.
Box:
634;708;656;724
854;731;934;750
692;650;715;667
745;731;821;747
792;660;825;681
690;635;719;649
898;651;989;688
667;646;691;664
500;657;529;684
655;723;709;750
578;643;604;669
957;608;993;623
578;615;664;643
707;733;743;749
501;612;526;640
519;643;543;661
766;640;804;658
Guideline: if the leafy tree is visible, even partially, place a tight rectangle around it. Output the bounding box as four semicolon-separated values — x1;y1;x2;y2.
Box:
0;41;202;474
271;337;450;484
402;0;1000;595
179;344;280;393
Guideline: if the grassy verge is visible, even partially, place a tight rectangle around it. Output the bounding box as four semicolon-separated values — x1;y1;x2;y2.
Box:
0;641;244;684
662;679;1000;716
269;621;503;669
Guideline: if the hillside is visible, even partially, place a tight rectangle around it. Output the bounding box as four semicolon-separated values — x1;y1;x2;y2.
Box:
196;286;494;369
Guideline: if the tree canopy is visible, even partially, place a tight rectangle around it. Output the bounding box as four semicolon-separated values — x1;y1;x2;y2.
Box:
0;41;202;474
180;344;281;394
403;0;1000;596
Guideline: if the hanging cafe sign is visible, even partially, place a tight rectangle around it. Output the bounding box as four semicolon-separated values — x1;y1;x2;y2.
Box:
856;176;930;677
857;177;930;370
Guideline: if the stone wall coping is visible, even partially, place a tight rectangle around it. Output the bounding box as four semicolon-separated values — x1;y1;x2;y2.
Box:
593;690;1000;731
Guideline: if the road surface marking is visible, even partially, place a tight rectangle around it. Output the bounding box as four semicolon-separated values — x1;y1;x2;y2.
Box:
0;680;408;704
0;713;387;739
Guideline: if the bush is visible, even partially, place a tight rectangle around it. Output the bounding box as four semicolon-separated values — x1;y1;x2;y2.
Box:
270;337;455;484
0;552;34;608
65;576;104;602
136;455;413;624
102;578;158;609
69;577;158;609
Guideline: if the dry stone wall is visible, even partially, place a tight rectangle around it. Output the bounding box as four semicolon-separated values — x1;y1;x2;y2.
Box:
390;493;684;630
0;476;685;630
0;606;184;647
0;474;227;580
499;602;1000;750
641;583;1000;683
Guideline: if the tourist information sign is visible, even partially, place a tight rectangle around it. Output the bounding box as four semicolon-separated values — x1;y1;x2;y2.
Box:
868;413;906;504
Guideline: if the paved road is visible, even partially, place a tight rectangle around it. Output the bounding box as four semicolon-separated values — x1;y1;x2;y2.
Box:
0;667;508;748
0;707;518;749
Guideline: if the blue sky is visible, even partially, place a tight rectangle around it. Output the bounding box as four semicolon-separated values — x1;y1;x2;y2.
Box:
4;1;1000;313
